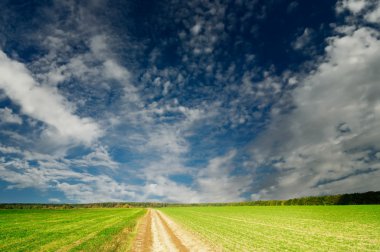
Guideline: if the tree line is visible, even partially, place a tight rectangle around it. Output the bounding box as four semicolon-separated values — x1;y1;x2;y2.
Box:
168;191;380;207
0;191;379;209
223;191;380;206
0;202;168;209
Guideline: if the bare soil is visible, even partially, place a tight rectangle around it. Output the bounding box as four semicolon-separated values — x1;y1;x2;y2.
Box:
131;209;214;252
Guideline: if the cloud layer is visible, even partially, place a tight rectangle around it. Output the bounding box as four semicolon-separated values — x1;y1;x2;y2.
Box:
251;0;380;199
0;0;379;203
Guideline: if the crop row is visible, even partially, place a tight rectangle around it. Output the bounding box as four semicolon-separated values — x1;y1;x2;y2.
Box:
161;205;380;251
0;208;145;252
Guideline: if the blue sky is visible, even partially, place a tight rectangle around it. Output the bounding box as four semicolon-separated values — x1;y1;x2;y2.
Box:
0;0;380;203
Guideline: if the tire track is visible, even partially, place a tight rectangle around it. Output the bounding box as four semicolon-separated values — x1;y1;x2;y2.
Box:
132;209;214;252
131;209;153;252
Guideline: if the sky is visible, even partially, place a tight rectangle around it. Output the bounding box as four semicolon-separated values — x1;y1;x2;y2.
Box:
0;0;379;203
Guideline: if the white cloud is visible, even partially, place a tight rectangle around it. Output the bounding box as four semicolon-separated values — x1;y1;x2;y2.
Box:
292;28;313;50
365;2;380;23
337;0;368;14
0;0;145;202
70;145;119;170
143;177;200;203
0;50;102;146
56;175;137;203
162;81;171;96
196;150;252;202
139;149;253;203
337;0;380;23
0;145;23;155
191;23;202;35
90;35;109;59
6;0;380;204
178;0;226;58
0;158;81;190
0;151;135;202
48;198;61;203
0;107;22;124
250;21;380;199
103;59;130;81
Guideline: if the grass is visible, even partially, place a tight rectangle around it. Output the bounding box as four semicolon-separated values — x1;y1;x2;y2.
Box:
161;205;380;251
0;208;145;252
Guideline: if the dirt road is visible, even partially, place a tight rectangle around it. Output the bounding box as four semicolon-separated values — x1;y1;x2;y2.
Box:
131;209;214;252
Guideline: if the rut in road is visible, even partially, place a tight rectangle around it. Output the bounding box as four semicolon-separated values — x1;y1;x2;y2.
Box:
131;209;215;252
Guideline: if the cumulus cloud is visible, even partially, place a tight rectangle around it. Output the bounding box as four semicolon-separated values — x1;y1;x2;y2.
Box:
0;145;23;154
70;145;119;170
196;150;253;202
3;0;378;203
140;150;253;203
337;0;380;23
0;107;22;124
48;198;61;203
0;50;102;146
365;2;380;23
292;28;313;51
250;6;380;200
337;0;368;14
191;23;202;35
0;149;133;202
177;0;226;60
143;177;200;203
56;175;137;203
0;158;79;190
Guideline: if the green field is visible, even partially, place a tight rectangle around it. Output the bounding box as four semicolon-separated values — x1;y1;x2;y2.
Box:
1;205;379;251
0;208;145;252
161;205;380;251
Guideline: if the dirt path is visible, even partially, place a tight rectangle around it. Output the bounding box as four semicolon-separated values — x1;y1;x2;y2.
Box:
131;209;214;252
130;209;153;252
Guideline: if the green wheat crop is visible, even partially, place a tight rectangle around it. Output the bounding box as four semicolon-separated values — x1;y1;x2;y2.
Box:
0;208;145;252
161;205;380;251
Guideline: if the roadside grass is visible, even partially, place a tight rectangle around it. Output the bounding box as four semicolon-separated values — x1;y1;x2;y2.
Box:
161;205;380;251
0;208;145;252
